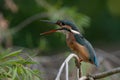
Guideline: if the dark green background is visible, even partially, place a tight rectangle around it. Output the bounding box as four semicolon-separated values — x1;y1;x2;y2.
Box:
1;0;120;54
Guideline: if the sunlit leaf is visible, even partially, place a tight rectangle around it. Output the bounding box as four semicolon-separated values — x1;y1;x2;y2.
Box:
12;66;17;80
0;50;22;60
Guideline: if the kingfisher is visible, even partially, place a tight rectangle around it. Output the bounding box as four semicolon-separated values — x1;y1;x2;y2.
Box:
40;20;99;67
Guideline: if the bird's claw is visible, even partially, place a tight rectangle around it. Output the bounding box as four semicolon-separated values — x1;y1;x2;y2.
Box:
75;58;82;68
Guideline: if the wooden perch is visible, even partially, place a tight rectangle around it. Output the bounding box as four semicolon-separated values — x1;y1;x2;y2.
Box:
92;67;120;79
55;53;80;80
55;53;120;80
79;67;120;80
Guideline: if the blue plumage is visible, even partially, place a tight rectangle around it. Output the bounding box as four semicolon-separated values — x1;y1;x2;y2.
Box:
58;20;99;66
74;34;99;67
59;20;99;66
41;19;99;67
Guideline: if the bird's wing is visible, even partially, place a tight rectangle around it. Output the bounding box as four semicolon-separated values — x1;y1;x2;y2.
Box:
74;34;99;66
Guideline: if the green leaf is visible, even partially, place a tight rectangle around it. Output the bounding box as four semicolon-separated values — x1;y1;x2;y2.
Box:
0;59;22;66
0;50;22;60
12;66;17;80
0;49;41;80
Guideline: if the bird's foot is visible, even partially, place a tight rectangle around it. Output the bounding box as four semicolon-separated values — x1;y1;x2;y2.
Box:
75;58;82;68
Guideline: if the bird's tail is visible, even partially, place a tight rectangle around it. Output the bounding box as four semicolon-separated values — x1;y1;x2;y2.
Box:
94;56;99;67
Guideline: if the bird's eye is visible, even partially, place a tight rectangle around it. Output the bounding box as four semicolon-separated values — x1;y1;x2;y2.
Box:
60;22;65;26
62;22;65;25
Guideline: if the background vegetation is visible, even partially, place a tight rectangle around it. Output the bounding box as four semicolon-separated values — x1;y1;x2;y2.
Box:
0;0;120;80
0;0;120;53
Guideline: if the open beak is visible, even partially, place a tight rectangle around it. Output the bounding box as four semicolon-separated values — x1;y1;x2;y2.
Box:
40;28;64;35
40;20;56;25
40;20;61;35
40;29;59;35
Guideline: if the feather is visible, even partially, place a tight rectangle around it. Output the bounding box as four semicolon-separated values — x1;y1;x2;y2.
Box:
74;34;99;67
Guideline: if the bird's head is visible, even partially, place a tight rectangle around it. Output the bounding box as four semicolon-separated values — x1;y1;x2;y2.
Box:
40;20;80;35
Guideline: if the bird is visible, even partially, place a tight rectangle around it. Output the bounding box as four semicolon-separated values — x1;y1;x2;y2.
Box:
40;20;99;67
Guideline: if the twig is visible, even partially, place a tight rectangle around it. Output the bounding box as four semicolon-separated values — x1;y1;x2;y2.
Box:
79;67;120;80
93;67;120;79
66;62;69;80
77;68;80;80
55;53;120;80
55;53;79;80
79;63;82;78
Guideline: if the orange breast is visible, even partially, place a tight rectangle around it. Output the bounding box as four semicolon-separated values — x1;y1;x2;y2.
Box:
66;33;89;62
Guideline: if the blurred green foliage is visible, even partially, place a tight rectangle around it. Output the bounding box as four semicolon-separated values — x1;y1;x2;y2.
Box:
0;49;41;80
0;0;120;54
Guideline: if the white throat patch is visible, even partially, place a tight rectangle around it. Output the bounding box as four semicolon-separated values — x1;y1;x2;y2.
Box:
71;29;80;34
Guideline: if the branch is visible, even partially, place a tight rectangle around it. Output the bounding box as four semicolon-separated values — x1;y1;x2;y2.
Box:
55;53;79;80
93;67;120;79
55;53;120;80
79;67;120;80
